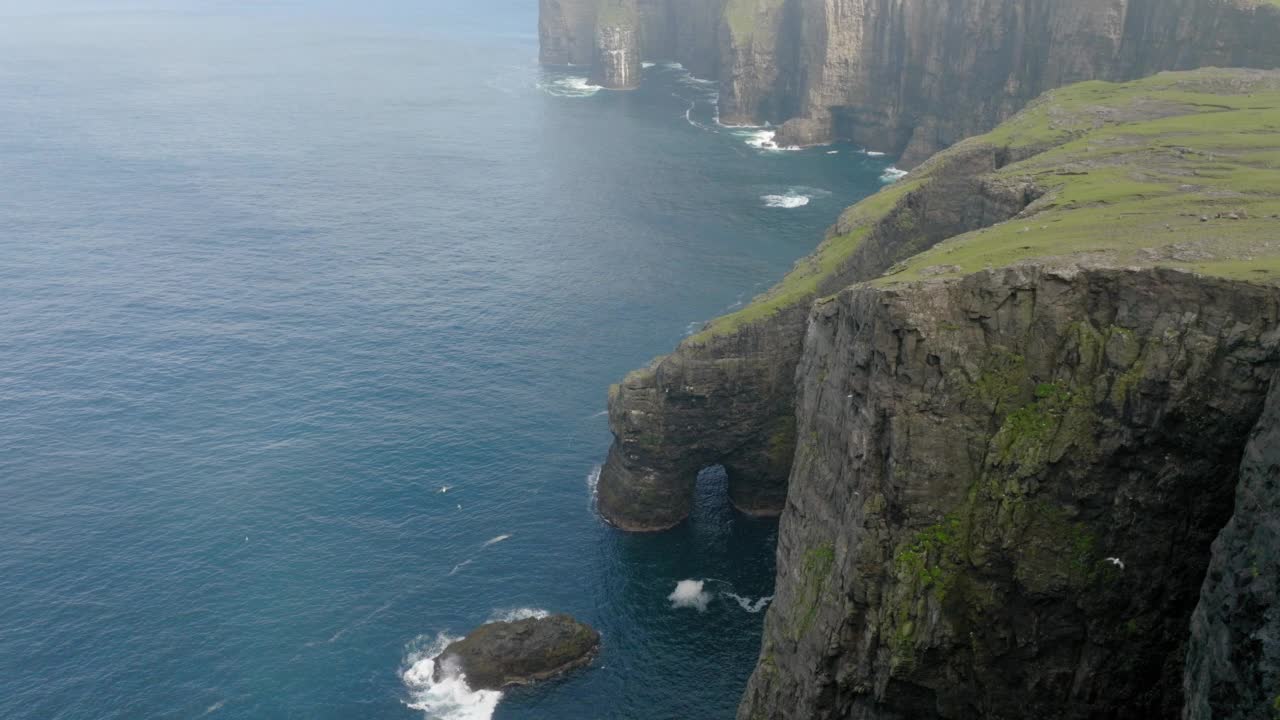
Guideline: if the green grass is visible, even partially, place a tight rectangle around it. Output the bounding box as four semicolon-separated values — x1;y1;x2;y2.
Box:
723;0;784;42
881;70;1280;284
686;69;1280;346
724;0;756;39
595;0;637;27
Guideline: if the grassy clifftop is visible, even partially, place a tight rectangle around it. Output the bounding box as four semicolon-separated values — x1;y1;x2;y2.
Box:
723;0;786;43
595;0;638;27
692;68;1280;343
888;69;1280;283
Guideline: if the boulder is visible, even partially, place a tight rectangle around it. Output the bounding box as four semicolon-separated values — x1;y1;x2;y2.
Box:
432;614;599;690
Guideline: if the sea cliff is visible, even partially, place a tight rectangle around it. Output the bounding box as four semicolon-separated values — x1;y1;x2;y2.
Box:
540;0;1280;163
602;65;1280;717
736;68;1280;719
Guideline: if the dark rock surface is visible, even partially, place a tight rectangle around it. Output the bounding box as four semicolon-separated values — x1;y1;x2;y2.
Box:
739;266;1280;719
540;0;1280;165
1184;379;1280;720
432;614;599;691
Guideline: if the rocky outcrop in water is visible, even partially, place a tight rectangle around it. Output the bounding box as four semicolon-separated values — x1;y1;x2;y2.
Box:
431;614;599;690
541;0;1280;162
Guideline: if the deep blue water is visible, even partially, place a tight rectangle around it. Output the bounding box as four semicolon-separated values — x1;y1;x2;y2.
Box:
0;2;893;718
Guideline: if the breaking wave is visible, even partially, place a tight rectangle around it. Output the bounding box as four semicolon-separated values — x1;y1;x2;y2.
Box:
761;186;830;209
537;75;603;98
668;579;712;611
487;607;550;623
736;129;799;152
762;193;809;209
402;634;502;720
586;464;602;513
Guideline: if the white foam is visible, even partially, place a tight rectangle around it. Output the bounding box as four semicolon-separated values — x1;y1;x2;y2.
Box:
448;559;473;576
586;465;602;511
538;76;603;98
725;593;774;613
761;194;810;209
642;62;656;69
879;167;909;184
403;634;503;720
488;607;550;623
736;129;800;152
826;150;839;155
663;62;684;70
668;579;712;612
482;534;511;547
761;186;829;209
865;150;887;157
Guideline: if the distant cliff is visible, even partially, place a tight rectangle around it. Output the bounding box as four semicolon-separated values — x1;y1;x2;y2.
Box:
539;0;1280;163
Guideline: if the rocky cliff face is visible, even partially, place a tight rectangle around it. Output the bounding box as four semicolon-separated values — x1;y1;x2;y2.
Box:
583;66;1280;714
542;0;1280;162
774;0;1280;165
591;21;641;89
1184;382;1280;720
539;0;727;83
728;68;1280;719
740;266;1280;719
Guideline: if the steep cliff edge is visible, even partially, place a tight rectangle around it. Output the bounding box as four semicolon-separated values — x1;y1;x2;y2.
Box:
539;0;727;86
598;141;1041;530
733;69;1280;719
542;0;1280;163
600;67;1280;531
742;267;1280;719
590;0;641;89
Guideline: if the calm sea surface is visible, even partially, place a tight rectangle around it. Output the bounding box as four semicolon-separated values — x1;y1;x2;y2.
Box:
0;2;893;717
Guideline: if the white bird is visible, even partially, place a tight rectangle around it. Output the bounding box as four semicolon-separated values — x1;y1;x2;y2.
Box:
440;485;451;493
1104;557;1125;571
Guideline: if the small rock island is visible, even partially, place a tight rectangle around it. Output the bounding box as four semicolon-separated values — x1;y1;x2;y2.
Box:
432;614;599;690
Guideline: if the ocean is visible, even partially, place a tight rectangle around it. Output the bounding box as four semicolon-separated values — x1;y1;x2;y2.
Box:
0;2;894;718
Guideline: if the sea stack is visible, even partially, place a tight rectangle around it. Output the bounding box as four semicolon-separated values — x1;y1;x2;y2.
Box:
432;614;600;690
590;0;641;90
